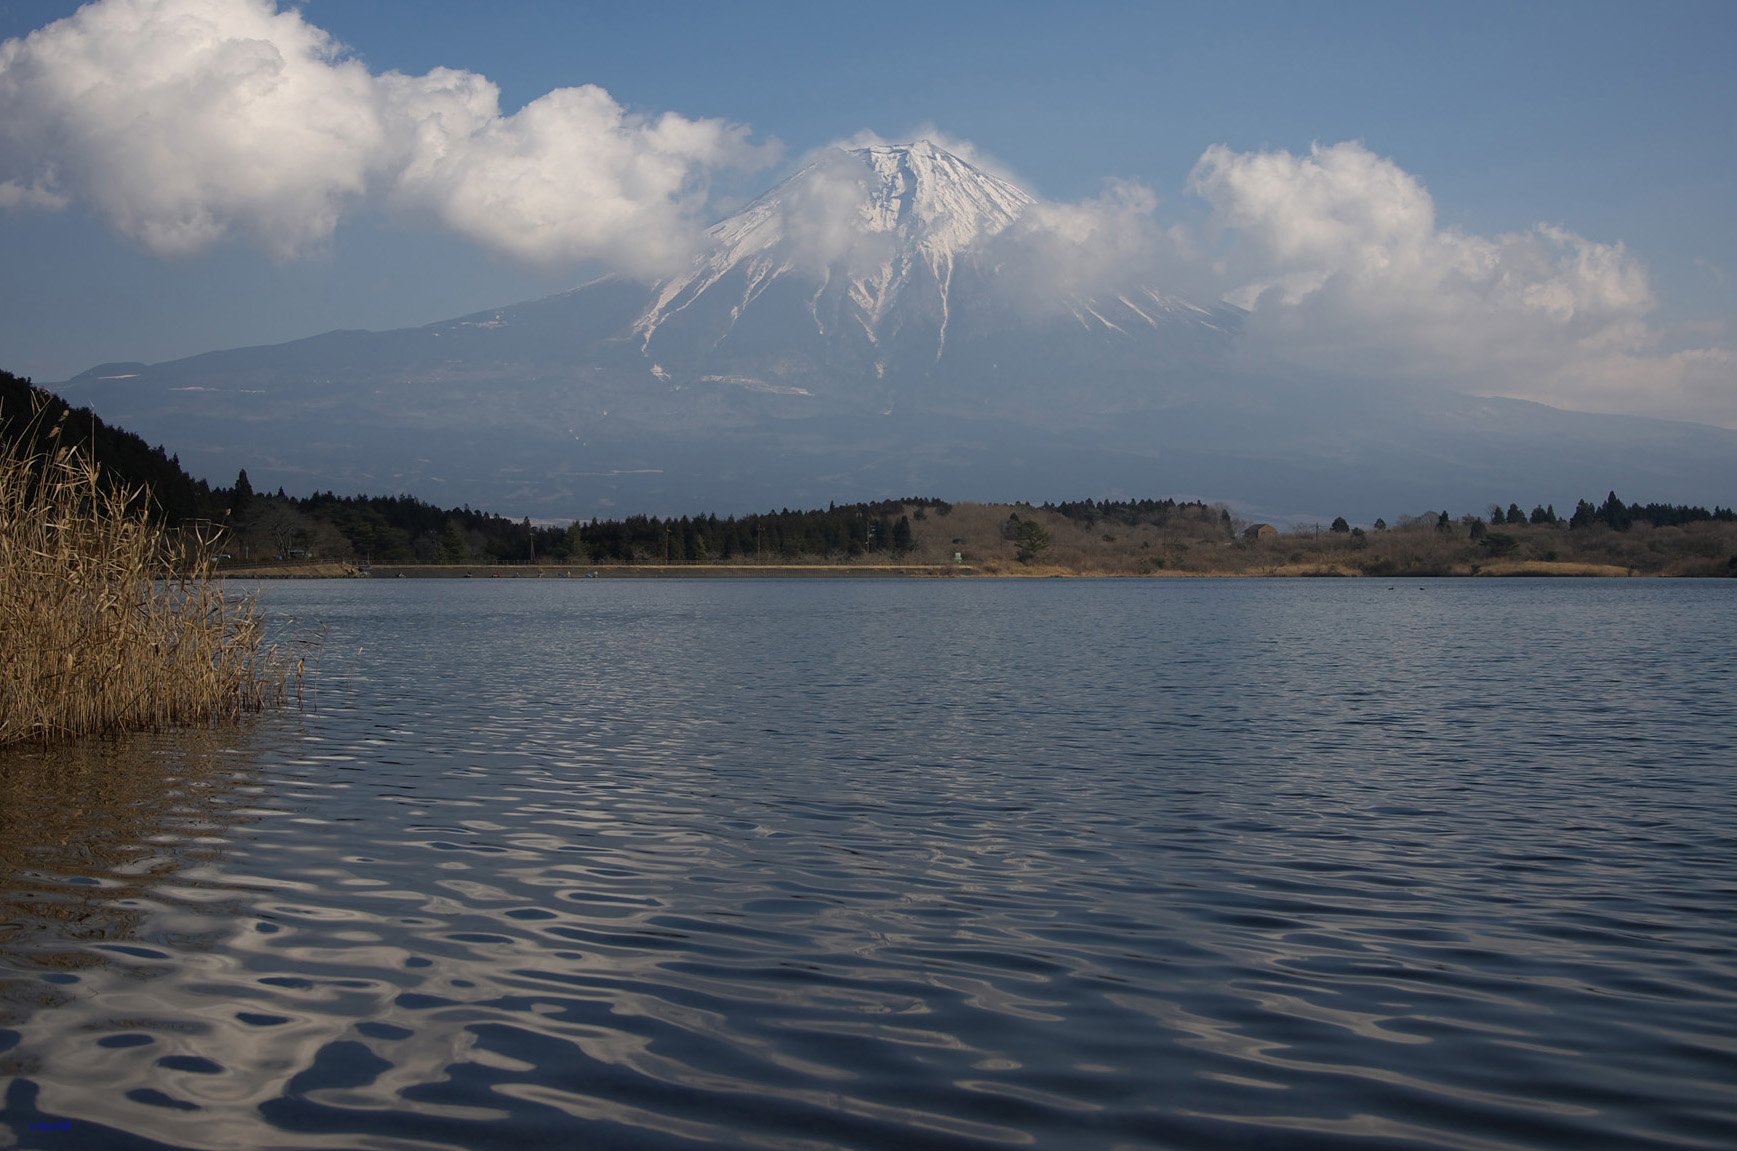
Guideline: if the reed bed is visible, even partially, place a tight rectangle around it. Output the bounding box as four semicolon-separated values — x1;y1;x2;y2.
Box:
1;415;302;745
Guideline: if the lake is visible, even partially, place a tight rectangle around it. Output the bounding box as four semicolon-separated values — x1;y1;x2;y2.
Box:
2;577;1734;1150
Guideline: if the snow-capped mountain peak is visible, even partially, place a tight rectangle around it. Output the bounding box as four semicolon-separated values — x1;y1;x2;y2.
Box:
635;141;1033;352
850;140;1034;254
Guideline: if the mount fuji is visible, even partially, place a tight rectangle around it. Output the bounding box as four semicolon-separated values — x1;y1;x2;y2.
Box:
58;141;1737;521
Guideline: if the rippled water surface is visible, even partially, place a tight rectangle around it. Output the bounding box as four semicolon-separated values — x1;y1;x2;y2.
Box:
3;578;1735;1150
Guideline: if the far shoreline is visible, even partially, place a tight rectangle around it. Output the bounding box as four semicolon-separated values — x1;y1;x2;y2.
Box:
216;560;1663;580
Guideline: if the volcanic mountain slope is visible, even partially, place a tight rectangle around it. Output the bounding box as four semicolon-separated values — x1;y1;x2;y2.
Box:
638;140;1041;382
623;140;1239;417
58;141;1737;521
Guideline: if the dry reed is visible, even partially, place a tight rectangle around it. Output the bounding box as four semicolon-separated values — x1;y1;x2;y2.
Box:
1;410;302;745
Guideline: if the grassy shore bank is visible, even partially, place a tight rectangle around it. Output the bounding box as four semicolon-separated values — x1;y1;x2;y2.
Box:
1;416;301;745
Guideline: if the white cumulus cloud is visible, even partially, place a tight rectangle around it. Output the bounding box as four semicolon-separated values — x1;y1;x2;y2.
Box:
0;0;379;257
0;0;771;272
996;180;1189;305
378;69;767;274
1187;140;1734;425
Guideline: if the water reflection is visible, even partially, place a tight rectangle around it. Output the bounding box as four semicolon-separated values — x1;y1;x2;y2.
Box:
0;725;289;1145
1;580;1734;1150
0;728;277;978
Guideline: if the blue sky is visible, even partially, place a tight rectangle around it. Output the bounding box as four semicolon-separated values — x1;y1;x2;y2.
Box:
1;0;1733;424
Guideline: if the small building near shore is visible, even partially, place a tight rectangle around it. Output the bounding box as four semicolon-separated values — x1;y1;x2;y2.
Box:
1243;523;1278;542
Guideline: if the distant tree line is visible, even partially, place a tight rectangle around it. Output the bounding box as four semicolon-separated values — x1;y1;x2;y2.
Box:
1041;496;1234;532
1332;492;1732;539
1239;492;1737;577
6;370;1732;572
569;498;951;564
1561;491;1735;531
253;489;559;565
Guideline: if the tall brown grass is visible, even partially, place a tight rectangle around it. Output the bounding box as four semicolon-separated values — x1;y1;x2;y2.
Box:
1;412;301;745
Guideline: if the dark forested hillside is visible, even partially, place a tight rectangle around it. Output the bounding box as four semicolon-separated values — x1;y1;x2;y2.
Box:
1;369;212;523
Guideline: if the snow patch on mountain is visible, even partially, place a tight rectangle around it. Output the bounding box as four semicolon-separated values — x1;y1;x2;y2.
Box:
635;140;1032;355
1064;287;1235;336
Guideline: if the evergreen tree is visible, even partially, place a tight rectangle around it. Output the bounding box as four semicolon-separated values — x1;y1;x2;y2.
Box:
1598;491;1632;531
232;469;254;516
1482;531;1519;557
1012;520;1052;563
892;515;913;552
438;519;469;564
